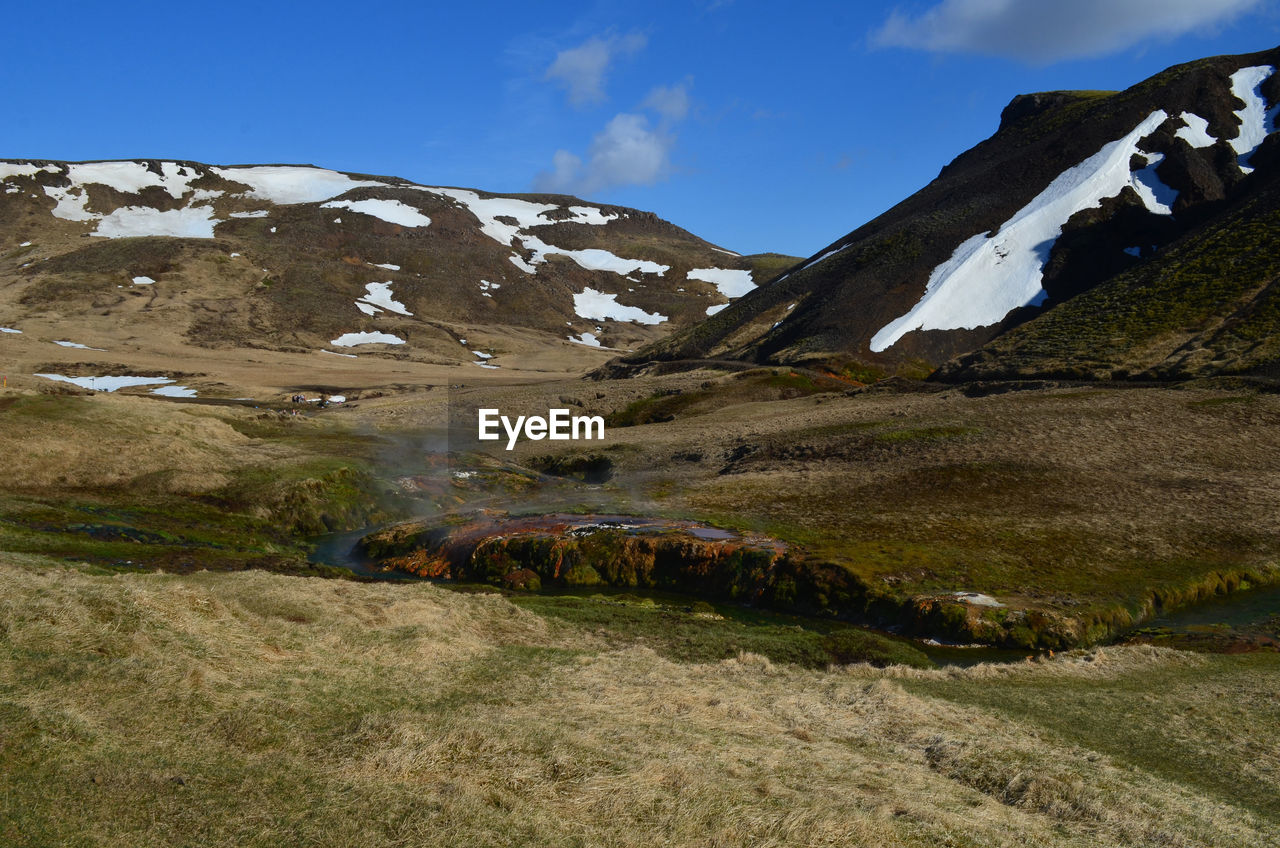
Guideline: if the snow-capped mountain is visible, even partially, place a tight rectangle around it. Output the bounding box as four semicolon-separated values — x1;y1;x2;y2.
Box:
0;160;790;364
608;46;1280;382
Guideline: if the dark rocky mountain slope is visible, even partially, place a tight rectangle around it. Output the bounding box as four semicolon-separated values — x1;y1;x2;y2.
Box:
603;46;1280;382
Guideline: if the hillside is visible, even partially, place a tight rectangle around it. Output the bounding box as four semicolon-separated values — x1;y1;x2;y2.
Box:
602;46;1280;381
0;160;792;397
939;156;1280;381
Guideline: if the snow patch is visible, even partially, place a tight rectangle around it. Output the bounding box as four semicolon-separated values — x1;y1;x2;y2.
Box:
568;331;603;348
802;244;848;272
94;205;221;239
871;110;1172;352
330;331;405;347
357;282;412;316
212;165;383;204
53;340;105;351
0;163;49;180
427;187;663;277
1130;152;1177;215
36;373;173;391
1229;65;1278;173
321;198;431;228
705;303;729;316
951;592;1004;608
1123;246;1142;257
509;254;537;274
1175;112;1217;148
564;205;619;225
42;184;95;221
0;327;22;334
710;246;741;257
131;275;155;285
320;350;357;358
427;188;558;245
687;267;755;299
473;350;493;359
371;262;400;271
230;210;270;218
151;385;197;398
572;288;668;325
66;161;196;199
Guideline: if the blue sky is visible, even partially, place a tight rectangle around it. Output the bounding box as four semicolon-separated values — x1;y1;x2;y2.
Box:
3;1;1279;257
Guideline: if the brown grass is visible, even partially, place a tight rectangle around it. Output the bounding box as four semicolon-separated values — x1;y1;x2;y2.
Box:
0;556;1275;847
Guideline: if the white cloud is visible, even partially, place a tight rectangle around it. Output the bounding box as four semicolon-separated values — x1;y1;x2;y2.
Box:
536;113;673;194
872;0;1261;63
545;32;646;106
642;81;691;121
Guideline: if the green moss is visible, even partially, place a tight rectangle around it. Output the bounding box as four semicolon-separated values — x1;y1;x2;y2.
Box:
874;425;979;443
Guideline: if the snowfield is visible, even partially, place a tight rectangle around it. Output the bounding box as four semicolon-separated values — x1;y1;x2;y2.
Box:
572;288;668;325
871;110;1173;352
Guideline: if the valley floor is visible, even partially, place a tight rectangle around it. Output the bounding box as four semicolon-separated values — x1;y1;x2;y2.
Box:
1;364;1278;845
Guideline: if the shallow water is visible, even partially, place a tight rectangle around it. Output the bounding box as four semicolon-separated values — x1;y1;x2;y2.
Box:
1143;581;1280;632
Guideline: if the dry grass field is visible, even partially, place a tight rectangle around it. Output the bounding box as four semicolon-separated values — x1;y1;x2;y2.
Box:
0;556;1276;847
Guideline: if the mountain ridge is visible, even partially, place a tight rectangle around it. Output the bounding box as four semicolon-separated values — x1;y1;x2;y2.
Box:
598;45;1280;383
1;158;794;393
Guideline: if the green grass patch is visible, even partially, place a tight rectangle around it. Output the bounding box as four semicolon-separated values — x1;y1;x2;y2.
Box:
901;652;1280;824
510;593;933;669
874;425;980;443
